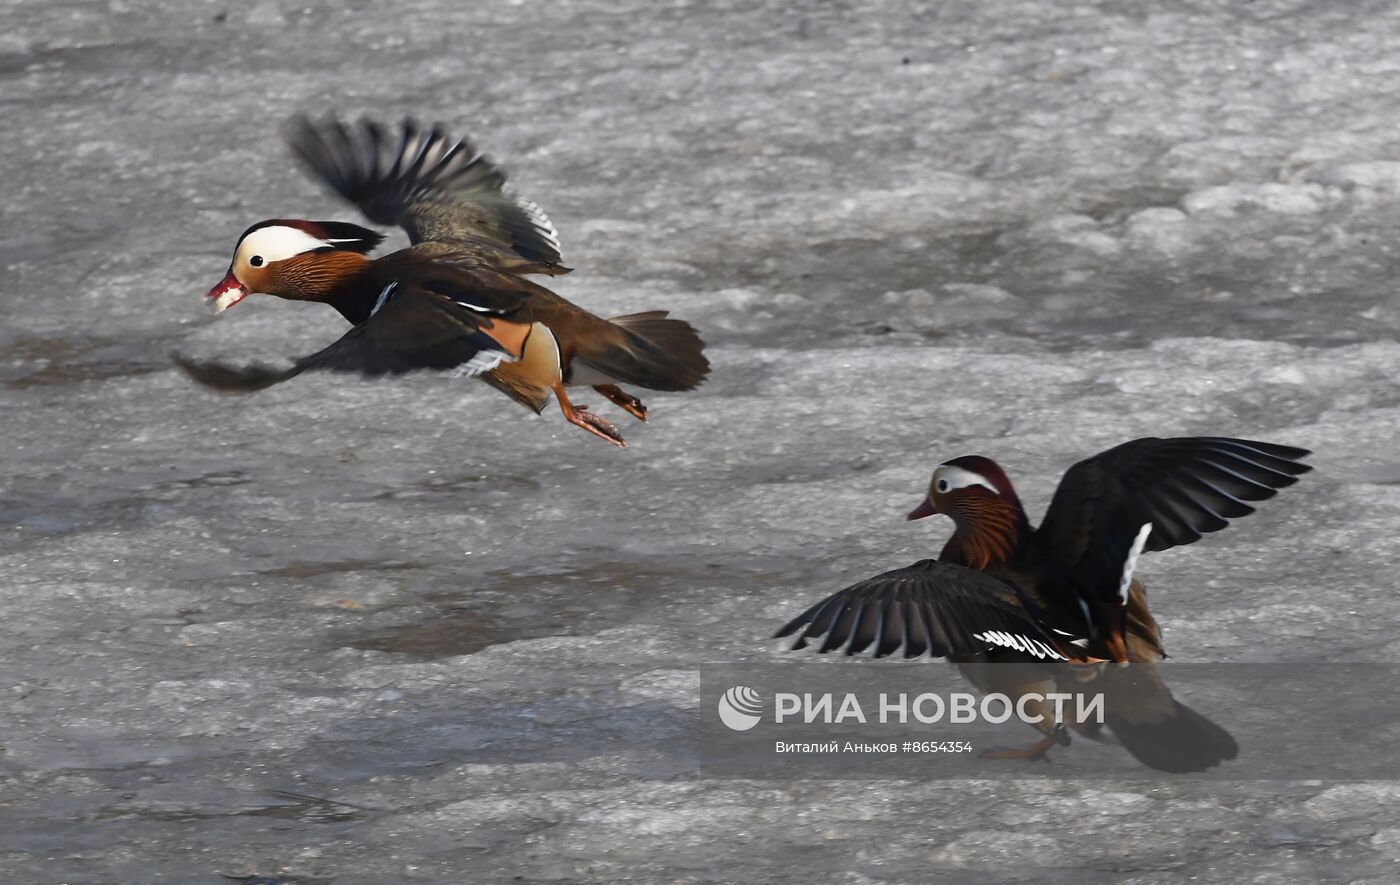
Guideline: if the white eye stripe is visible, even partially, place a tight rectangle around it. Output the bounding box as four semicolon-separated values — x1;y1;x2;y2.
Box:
234;226;334;266
935;465;999;494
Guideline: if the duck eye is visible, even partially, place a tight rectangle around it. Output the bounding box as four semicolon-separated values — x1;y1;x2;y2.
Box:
936;478;950;493
249;255;265;267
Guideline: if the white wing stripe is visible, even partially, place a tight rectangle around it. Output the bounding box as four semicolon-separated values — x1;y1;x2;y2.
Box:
973;630;1068;661
509;190;563;255
455;299;496;314
370;281;398;317
1118;522;1153;603
446;350;516;378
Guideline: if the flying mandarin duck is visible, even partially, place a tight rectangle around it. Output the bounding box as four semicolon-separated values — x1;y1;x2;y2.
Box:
176;115;709;447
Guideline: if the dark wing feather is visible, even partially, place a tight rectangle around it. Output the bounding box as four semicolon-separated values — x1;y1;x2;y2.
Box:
173;285;511;393
286;115;567;272
393;250;554;317
1036;436;1312;605
774;560;1069;660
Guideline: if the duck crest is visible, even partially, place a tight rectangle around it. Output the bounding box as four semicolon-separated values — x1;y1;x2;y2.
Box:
240;219;385;255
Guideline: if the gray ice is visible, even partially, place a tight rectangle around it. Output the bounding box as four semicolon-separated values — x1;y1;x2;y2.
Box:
3;0;1400;882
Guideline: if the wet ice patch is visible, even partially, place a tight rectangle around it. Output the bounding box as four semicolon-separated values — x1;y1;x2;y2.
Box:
1181;182;1332;217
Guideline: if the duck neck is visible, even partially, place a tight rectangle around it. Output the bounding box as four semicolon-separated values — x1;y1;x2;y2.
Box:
325;279;391;326
319;255;382;325
940;497;1030;570
273;251;379;324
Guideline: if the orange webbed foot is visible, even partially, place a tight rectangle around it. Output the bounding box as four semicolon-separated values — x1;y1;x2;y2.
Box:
554;385;628;447
593;384;649;423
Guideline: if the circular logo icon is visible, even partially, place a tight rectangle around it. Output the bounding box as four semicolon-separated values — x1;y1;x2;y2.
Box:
717;685;763;731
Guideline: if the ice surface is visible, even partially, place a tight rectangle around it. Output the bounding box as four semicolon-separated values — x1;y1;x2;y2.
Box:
4;0;1400;881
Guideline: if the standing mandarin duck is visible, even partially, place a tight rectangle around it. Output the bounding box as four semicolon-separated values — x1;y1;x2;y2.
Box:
174;115;709;447
775;436;1312;771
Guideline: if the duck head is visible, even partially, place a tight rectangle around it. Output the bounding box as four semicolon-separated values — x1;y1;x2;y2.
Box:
908;455;1030;569
206;219;384;312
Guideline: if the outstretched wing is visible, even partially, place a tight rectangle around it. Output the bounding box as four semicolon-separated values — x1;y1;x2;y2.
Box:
286;115;567;273
774;559;1069;660
173;284;514;392
1036;436;1312;606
